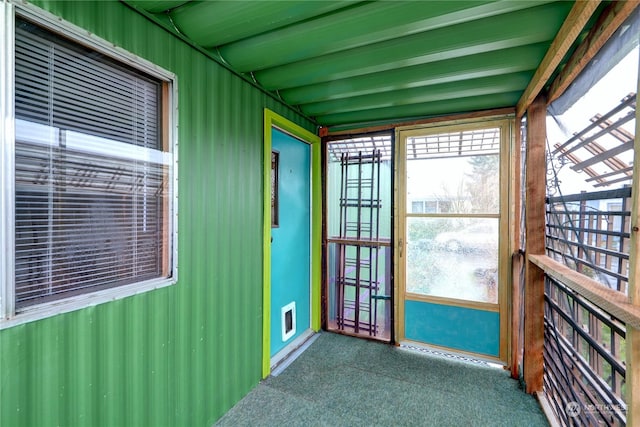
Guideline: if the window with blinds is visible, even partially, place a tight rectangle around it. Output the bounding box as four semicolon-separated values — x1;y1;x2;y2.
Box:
13;18;174;309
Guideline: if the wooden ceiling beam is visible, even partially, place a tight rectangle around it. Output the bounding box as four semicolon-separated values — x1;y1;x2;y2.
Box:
516;0;601;118
548;1;640;105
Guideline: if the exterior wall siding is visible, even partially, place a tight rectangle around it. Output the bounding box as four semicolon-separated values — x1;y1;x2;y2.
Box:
0;1;315;426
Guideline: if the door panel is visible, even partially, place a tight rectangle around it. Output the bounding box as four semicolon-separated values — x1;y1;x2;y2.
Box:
325;135;393;341
404;300;499;356
406;217;499;303
397;121;510;361
271;128;311;357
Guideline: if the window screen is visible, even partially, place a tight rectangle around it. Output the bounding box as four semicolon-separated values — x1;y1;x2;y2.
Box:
14;19;172;308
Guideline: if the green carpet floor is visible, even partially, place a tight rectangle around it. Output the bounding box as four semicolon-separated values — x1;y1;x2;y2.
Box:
216;332;549;427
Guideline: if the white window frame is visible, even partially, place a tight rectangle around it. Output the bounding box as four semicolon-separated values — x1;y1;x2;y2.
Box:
0;1;179;329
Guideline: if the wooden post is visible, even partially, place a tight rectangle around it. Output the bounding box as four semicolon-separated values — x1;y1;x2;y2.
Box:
523;93;547;393
511;117;523;379
625;53;640;427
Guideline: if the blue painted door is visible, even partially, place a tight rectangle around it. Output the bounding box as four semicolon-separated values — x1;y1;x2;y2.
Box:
271;128;311;357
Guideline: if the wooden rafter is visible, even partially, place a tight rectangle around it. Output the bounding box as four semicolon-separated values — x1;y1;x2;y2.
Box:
516;0;601;118
581;140;632;174
553;143;605;184
548;0;640;105
592;113;636;144
553;93;636;186
586;166;633;182
553;93;636;154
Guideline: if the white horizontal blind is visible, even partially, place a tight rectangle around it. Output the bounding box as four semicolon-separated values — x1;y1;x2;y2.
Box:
14;19;170;308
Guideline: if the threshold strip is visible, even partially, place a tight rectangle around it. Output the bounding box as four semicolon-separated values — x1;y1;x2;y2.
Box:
400;343;501;368
271;332;320;377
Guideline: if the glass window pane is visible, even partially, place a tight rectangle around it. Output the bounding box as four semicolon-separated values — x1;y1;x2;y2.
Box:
326;143;392;241
407;154;499;215
411;201;423;213
13;18;171;308
406;217;498;304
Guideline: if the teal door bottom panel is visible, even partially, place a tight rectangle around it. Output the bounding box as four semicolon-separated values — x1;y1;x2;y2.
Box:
404;300;499;357
270;128;311;357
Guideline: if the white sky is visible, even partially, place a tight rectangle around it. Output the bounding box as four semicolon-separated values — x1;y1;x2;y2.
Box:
407;156;495;201
547;46;639;195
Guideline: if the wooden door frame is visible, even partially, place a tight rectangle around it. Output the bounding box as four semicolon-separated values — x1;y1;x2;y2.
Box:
394;116;514;363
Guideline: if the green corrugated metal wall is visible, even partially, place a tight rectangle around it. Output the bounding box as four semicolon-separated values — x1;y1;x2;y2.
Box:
0;1;315;426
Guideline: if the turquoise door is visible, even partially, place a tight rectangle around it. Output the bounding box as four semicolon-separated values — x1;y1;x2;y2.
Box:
270;128;311;357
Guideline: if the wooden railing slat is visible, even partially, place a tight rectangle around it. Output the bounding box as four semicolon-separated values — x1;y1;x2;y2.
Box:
529;253;640;330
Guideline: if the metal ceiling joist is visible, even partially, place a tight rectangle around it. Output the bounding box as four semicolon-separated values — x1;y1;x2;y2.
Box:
126;0;189;14
301;72;533;117
125;0;597;129
254;3;570;91
121;1;319;126
516;0;602;117
168;1;358;47
548;0;640;105
218;0;553;72
282;44;549;106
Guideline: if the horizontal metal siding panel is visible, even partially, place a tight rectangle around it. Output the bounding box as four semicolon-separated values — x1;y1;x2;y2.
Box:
1;2;315;427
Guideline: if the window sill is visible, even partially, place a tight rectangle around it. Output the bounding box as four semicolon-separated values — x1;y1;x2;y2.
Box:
0;277;176;330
